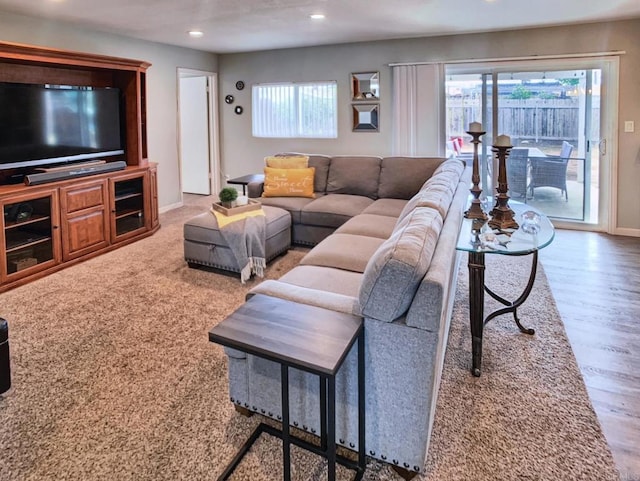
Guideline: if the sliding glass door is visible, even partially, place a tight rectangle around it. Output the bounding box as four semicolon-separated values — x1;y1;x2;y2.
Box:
446;73;494;198
446;57;618;231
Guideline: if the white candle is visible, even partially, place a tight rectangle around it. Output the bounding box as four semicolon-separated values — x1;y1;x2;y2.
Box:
468;121;482;133
495;134;512;147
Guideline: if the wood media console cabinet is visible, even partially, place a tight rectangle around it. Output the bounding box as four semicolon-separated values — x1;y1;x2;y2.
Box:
0;41;159;293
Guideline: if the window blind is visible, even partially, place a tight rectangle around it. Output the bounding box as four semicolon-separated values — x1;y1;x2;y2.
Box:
252;81;337;138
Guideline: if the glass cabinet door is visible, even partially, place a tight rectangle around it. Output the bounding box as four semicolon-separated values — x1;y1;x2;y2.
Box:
1;189;60;281
110;172;149;243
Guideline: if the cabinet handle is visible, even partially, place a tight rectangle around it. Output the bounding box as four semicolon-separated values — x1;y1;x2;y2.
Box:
53;225;59;229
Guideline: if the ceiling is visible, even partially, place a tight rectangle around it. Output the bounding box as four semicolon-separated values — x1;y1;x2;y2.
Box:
1;0;640;54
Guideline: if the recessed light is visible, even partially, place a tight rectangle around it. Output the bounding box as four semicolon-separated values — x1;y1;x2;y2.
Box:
188;30;204;38
310;14;325;20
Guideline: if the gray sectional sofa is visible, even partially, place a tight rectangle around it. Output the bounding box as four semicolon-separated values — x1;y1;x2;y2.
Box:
227;154;471;478
247;154;449;246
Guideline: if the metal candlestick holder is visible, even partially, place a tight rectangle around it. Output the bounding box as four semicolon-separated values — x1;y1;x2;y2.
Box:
464;130;488;220
488;143;519;230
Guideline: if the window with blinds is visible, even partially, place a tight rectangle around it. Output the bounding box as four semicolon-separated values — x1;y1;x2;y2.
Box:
252;81;338;138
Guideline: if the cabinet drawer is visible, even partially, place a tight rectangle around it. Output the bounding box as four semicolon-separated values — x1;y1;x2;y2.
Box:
62;182;106;213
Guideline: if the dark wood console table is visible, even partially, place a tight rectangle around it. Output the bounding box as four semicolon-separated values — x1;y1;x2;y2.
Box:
455;202;555;376
209;294;366;481
227;174;264;195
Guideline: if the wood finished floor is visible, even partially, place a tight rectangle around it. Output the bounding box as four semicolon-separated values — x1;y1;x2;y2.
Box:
540;229;640;480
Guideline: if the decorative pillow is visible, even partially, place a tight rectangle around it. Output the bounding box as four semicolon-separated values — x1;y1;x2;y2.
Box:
262;167;315;198
264;155;309;169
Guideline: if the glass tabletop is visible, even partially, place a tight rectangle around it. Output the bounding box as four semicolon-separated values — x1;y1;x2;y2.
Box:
456;201;555;255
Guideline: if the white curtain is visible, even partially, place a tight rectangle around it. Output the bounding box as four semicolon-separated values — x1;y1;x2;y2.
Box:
391;63;445;156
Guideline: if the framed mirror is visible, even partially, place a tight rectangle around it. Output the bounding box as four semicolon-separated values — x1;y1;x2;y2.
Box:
351;71;379;101
352;104;379;132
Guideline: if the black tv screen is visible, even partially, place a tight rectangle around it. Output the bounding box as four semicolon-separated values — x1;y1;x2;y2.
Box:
0;83;124;170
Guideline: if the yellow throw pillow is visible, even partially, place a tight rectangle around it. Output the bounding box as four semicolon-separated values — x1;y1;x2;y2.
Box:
263;167;315;198
264;155;309;169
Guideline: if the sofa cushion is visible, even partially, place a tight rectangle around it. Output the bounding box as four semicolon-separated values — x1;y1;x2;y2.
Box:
432;157;465;177
361;198;408;218
335;214;397;239
263;167;315;198
405;183;468;331
277;265;363;298
248;281;359;316
300;233;385;273
301;194;374;228
257;195;320;224
416;183;455;218
419;170;459;194
265;155;309;169
326;156;382;198
377;157;445;199
278;153;332;193
393;161;463;222
308;155;332;193
358;207;443;322
397;182;455;223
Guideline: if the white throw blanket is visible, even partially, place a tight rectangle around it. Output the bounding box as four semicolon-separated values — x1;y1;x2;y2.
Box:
211;208;266;283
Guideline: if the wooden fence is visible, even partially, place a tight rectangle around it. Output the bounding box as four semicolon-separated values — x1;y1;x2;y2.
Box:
448;98;600;142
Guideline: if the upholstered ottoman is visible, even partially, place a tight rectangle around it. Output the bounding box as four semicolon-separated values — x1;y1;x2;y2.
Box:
184;205;291;275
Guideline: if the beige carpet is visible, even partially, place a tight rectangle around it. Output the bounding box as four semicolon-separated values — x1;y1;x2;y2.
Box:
0;198;620;481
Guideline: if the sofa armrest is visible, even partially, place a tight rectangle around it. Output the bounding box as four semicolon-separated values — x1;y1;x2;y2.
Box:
248;280;360;316
247;181;264;199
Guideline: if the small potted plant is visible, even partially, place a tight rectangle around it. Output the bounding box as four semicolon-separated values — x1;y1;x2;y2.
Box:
218;187;238;208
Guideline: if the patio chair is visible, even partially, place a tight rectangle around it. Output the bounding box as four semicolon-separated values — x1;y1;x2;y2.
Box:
528;141;573;201
507;148;529;199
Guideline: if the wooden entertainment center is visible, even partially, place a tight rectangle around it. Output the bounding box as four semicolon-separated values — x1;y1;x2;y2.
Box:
0;41;159;293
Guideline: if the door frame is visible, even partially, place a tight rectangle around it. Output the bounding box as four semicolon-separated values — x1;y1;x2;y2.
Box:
445;56;619;233
176;68;220;199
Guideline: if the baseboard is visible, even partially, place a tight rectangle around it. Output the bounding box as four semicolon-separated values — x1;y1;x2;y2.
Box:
612;227;640;237
159;201;183;214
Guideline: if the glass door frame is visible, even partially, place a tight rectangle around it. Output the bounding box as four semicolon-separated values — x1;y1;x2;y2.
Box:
446;56;619;233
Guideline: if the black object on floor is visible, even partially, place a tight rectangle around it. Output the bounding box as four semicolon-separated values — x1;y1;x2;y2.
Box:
0;318;10;394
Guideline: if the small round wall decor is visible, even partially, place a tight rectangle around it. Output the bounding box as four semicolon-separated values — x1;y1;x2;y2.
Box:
234;106;243;115
235;80;245;91
225;94;234;104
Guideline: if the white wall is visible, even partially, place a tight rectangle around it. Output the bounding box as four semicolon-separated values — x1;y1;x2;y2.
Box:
219;19;640;233
0;11;218;209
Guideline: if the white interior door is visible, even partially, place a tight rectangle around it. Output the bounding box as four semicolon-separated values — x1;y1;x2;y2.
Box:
179;75;210;195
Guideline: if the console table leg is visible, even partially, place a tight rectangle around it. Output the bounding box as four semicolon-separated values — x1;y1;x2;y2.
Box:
281;364;291;481
320;375;327;451
468;252;485;377
484;251;539;335
358;333;366;473
327;375;336;481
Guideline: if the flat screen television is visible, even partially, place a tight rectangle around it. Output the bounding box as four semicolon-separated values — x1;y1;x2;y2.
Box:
0;82;124;171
